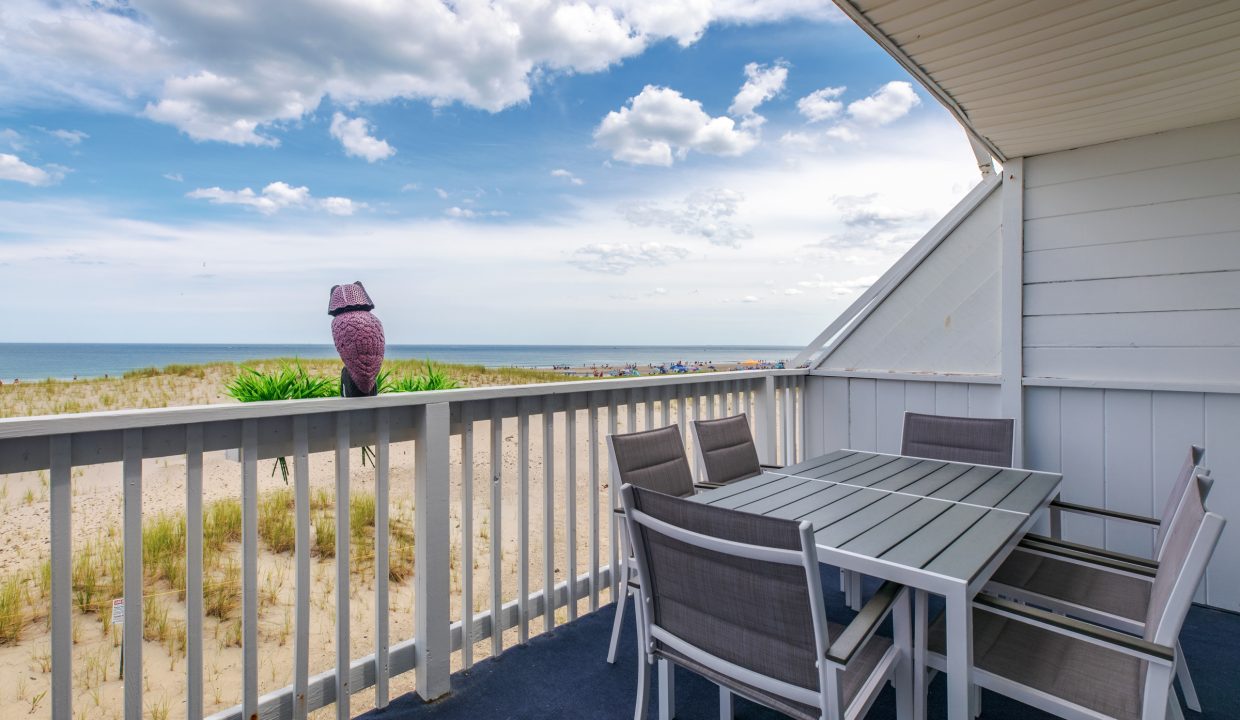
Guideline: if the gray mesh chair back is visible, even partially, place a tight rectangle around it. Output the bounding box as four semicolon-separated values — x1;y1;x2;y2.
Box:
623;485;831;716
692;413;763;485
900;412;1014;468
1145;473;1224;646
621;485;911;720
1155;445;1206;552
607;425;695;498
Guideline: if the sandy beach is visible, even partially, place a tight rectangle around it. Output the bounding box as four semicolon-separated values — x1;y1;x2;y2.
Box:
0;358;760;718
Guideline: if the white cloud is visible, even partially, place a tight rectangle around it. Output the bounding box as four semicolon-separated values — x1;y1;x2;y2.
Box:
445;206;475;219
163;172;184;182
847;81;921;126
825;125;860;142
797;86;845;123
570;242;689;274
784;287;803;295
47;128;88;145
435;188;449;199
595;85;756;166
741;295;759;303
401;183;420;192
551;168;585;186
186;181;361;215
729;60;788;123
623;188;753;248
0;153;58;185
796;273;877;297
329;113;395;162
0;129;25;151
0;0;838;145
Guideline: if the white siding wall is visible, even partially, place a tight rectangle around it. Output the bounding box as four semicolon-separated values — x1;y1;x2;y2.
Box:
808;375;1240;611
1023;118;1240;385
822;189;1002;375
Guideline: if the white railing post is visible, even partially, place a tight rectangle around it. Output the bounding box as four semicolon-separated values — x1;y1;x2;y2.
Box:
49;434;71;720
415;402;452;700
754;374;778;465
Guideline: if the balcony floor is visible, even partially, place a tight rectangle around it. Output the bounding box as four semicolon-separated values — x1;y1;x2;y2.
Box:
361;576;1238;720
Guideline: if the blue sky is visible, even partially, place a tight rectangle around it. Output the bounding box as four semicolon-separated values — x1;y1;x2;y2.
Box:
0;1;981;346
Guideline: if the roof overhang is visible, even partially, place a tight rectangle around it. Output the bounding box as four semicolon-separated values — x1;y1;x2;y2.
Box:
834;0;1240;161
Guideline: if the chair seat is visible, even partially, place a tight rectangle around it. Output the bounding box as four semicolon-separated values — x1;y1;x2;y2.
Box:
659;623;892;720
928;608;1144;720
990;549;1150;622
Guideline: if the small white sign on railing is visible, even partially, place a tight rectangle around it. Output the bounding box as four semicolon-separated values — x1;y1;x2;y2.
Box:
111;598;124;626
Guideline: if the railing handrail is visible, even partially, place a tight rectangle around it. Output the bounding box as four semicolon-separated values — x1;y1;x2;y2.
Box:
0;367;808;440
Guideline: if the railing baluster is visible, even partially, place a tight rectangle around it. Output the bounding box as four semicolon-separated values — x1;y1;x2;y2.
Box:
608;393;620;600
796;379;806;463
677;387;689;453
644;387;655;430
565;395;578;622
588;397;600;612
49;434;71;720
334;414;351;719
460;404;474;668
659;386;670;428
375;408;392;704
123;428;143;720
707;384;717;420
489;402;504;658
542;397;556;630
185;425;204;720
293;416;311;720
517;399;530;643
414;403;452;700
241;420;260;720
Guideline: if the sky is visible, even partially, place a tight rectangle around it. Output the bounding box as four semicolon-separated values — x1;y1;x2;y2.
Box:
0;0;982;347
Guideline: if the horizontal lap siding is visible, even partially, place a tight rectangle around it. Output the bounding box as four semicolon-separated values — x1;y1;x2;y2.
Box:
1022;118;1240;387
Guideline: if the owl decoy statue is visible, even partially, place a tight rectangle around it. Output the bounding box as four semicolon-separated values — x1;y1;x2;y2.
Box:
327;282;385;397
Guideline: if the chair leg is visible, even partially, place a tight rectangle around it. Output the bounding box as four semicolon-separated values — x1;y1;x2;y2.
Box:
658;658;676;720
719;686;733;720
1175;641;1202;712
892;588;913;720
608;556;630;664
1168;693;1185;720
634;652;651;720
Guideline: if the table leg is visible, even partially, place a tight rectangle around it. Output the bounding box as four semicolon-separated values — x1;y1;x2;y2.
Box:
913;590;928;720
659;657;676;719
893;588;913;720
946;585;973;720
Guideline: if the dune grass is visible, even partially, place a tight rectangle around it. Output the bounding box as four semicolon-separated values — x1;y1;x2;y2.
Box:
0;358;574;419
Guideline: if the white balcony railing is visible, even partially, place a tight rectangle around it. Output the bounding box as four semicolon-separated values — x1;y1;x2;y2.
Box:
0;368;807;720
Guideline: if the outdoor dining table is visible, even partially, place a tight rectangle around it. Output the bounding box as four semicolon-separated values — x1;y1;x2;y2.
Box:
688;448;1062;720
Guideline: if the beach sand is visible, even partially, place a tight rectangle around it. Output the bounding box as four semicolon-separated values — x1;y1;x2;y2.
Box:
0;359;761;718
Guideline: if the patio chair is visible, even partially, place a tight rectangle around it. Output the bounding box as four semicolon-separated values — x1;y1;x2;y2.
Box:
691;413;782;487
986;446;1211;713
620;484;912;720
606;425;705;664
927;473;1225;720
1039;446;1206;557
899;411;1015;468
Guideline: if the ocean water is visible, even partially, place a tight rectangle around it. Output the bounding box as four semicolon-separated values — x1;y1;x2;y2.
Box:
0;343;803;382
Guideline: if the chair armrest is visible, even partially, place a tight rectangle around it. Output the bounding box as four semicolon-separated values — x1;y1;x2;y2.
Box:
826;581;904;666
1016;538;1157;578
759;463;784;470
694;482;724;491
1021;533;1159;570
1050;500;1160;527
973;594;1173;664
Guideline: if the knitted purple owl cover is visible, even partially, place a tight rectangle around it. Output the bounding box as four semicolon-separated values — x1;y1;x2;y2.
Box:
327;282;385;396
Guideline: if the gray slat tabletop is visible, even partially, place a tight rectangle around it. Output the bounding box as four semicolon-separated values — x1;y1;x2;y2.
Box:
690;449;1061;587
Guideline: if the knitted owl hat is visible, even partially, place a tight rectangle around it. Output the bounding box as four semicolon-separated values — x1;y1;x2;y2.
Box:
327;282;375;315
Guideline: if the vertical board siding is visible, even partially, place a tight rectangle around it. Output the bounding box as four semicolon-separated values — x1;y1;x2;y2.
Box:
1203;394;1240;609
808;375;1239;611
1102;391;1155;557
1023;121;1240;386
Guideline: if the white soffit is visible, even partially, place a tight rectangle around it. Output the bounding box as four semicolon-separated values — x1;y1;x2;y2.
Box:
842;0;1240;159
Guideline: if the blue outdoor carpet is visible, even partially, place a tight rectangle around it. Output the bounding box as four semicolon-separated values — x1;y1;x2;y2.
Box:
360;576;1237;720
